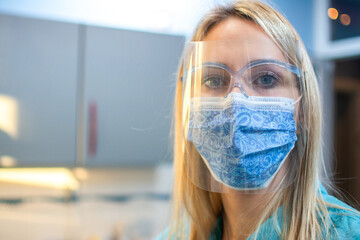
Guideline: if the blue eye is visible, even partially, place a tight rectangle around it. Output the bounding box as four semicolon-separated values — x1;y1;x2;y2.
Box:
194;65;231;97
254;72;279;88
202;75;226;88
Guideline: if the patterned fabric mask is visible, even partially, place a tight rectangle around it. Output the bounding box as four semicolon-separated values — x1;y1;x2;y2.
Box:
187;93;297;190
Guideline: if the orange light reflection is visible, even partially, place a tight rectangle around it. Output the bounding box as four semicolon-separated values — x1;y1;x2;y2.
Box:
328;8;338;20
340;14;351;26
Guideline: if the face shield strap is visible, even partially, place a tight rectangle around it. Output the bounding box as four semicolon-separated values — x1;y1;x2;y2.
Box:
295;40;303;67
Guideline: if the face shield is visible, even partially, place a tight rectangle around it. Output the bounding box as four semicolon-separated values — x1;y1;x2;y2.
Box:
181;40;303;194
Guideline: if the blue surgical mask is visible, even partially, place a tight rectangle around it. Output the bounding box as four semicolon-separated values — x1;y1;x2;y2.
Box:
187;93;298;190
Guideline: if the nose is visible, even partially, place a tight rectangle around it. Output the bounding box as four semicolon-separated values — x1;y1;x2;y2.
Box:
229;83;243;93
224;83;248;98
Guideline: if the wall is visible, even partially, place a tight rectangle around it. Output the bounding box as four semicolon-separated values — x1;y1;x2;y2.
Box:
272;0;314;53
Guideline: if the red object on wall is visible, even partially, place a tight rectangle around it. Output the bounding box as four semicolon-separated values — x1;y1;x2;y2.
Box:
88;101;98;157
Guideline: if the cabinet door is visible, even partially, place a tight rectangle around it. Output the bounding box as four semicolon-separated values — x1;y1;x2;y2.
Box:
0;14;78;167
84;26;184;166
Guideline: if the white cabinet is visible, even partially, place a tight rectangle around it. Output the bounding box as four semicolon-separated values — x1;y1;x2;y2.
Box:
0;14;78;166
84;26;184;166
0;14;184;167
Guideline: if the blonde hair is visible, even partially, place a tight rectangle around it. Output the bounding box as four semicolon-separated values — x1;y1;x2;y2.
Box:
169;1;332;239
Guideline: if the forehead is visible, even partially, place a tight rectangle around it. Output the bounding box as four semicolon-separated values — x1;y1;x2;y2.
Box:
202;17;286;70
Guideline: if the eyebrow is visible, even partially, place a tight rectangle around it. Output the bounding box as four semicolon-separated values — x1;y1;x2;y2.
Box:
183;58;300;82
201;58;283;70
199;58;301;76
207;58;283;66
248;58;283;65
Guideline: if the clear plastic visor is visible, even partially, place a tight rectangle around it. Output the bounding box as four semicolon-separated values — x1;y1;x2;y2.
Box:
181;40;303;194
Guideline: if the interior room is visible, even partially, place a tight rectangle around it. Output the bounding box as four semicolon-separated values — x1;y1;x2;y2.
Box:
0;0;359;239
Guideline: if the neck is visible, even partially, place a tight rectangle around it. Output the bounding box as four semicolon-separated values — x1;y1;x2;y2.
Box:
221;191;269;240
220;161;289;239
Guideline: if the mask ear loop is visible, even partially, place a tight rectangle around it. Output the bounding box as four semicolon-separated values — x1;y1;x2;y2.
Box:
294;95;302;105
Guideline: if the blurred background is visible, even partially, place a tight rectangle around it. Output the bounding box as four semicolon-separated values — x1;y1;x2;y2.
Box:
0;0;359;239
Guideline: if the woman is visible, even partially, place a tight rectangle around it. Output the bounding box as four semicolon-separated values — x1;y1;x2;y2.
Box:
156;1;360;239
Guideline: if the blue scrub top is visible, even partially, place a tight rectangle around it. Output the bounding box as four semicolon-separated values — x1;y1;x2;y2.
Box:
154;184;360;240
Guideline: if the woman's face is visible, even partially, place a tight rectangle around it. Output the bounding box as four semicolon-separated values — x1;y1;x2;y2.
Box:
197;17;301;193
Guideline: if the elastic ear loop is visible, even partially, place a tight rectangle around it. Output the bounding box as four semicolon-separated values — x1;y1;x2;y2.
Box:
294;95;302;105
